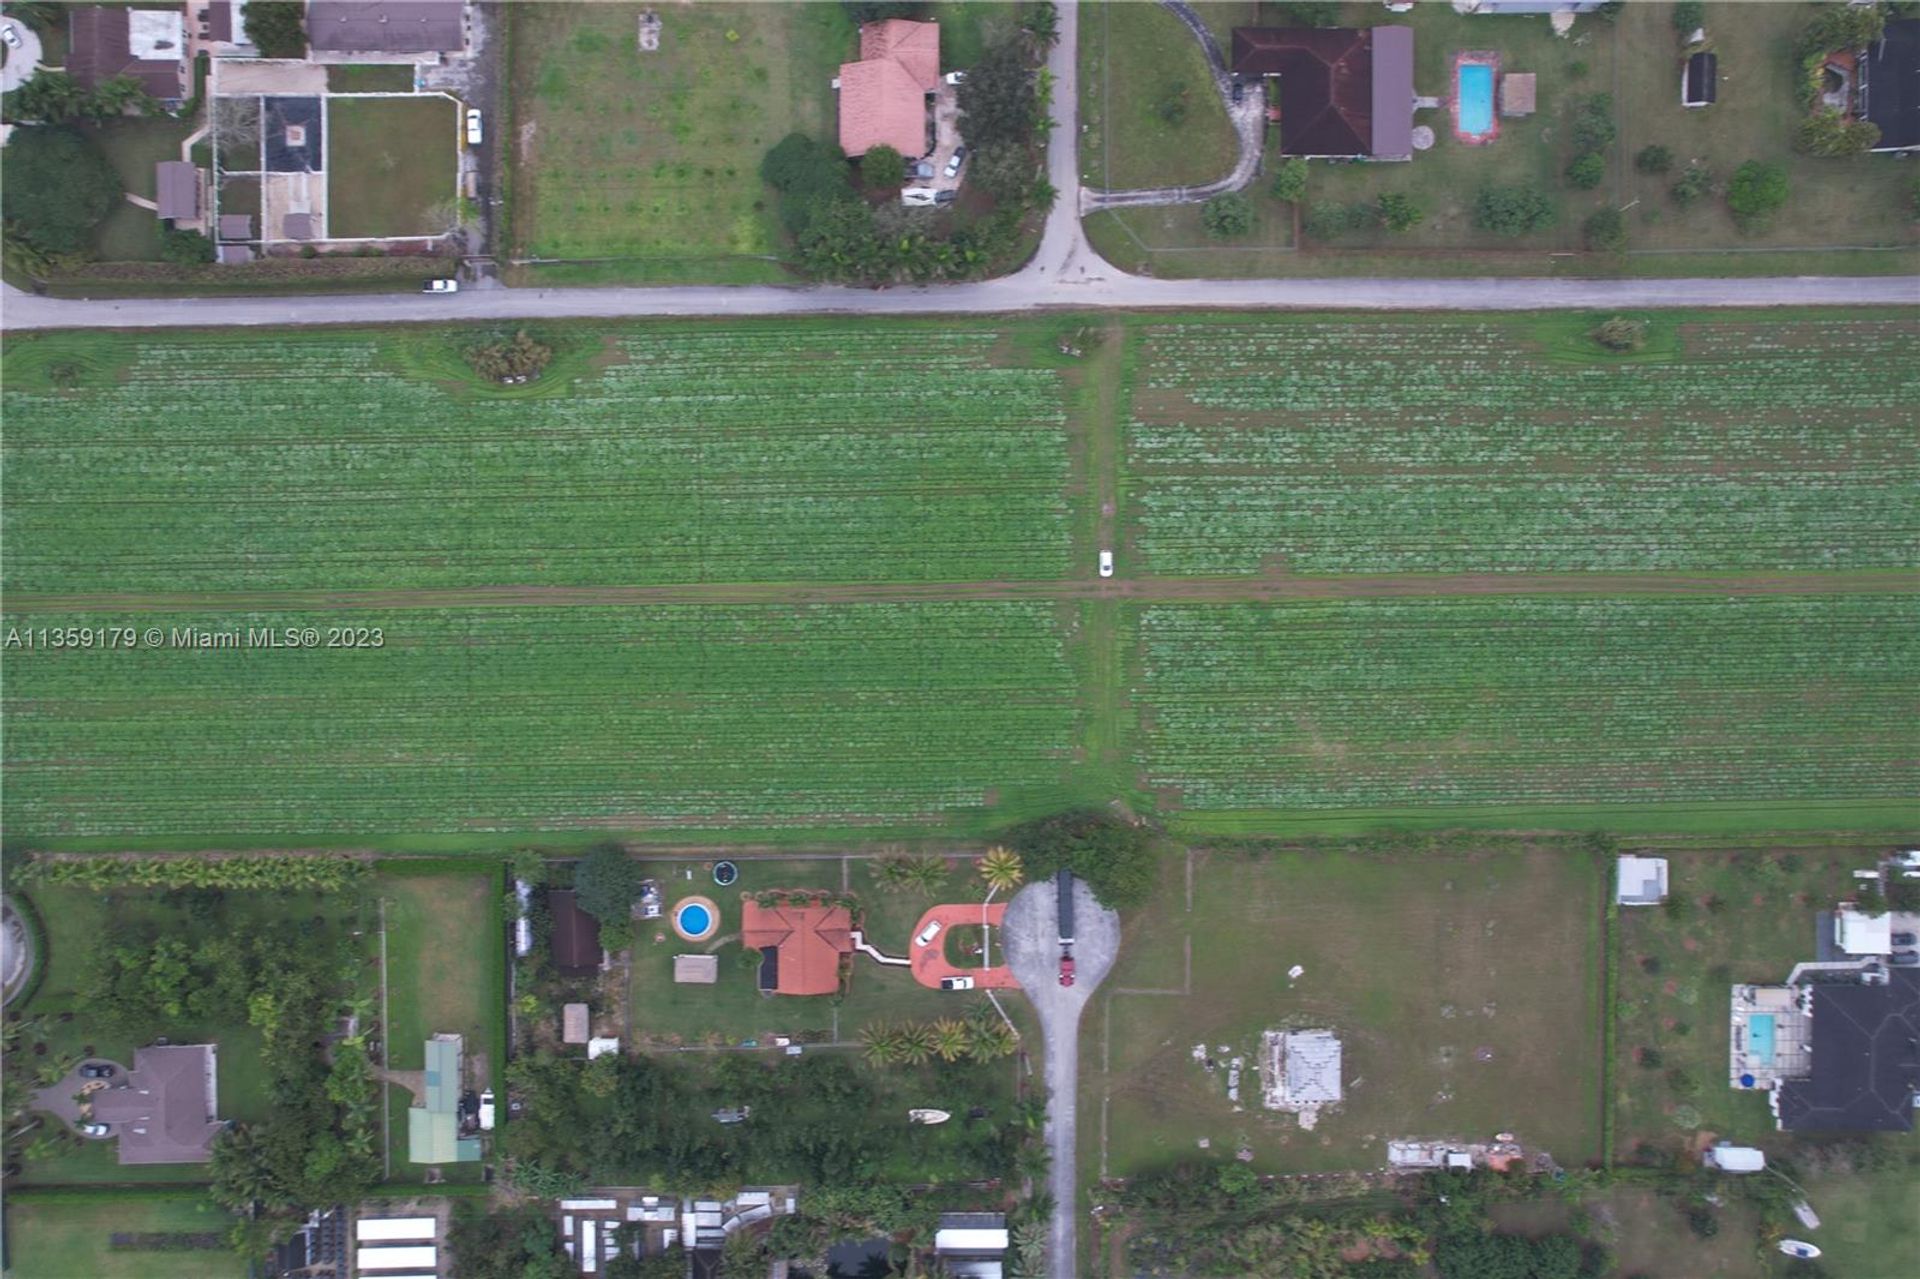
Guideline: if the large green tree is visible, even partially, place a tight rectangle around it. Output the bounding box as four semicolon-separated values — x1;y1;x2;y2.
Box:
572;842;641;926
1001;810;1157;909
957;30;1037;149
243;0;306;58
0;125;121;254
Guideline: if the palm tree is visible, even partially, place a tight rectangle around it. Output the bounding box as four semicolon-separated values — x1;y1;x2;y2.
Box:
930;1018;969;1063
898;1021;937;1066
977;846;1025;892
1013;1141;1051;1182
860;1021;903;1066
967;1018;1017;1062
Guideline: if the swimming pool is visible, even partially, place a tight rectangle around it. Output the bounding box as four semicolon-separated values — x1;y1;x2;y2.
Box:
673;896;719;942
1749;1014;1777;1066
1457;61;1495;139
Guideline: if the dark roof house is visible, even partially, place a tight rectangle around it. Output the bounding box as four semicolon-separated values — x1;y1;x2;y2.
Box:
306;1;467;55
548;889;603;978
155;161;202;221
88;1044;224;1164
1683;50;1717;107
1230;26;1414;159
1775;968;1920;1131
1863;18;1920;151
67;6;191;104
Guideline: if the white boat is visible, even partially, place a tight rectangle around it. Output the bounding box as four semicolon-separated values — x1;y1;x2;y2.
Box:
1778;1240;1822;1259
907;1108;951;1125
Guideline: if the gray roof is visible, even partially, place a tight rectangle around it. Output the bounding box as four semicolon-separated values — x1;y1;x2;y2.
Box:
155;161;201;221
218;213;255;241
1368;25;1414;159
89;1044;222;1164
281;212;315;240
306;1;466;53
1283;1030;1342;1104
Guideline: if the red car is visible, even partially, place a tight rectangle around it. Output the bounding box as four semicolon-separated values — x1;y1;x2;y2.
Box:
1059;953;1076;987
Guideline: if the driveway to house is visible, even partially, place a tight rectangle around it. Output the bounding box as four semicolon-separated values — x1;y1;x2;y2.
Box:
1004;875;1120;1279
908;901;1019;990
29;1058;126;1131
0;17;45;94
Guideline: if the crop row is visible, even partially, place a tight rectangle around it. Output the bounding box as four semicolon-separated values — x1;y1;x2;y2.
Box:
2;604;1080;836
1127;318;1920;574
3;329;1071;592
1130;596;1920;810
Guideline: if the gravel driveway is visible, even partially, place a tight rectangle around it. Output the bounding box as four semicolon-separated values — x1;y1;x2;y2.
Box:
1005;875;1120;1279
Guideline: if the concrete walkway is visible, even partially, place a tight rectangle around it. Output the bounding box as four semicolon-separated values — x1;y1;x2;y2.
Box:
1004;877;1120;1279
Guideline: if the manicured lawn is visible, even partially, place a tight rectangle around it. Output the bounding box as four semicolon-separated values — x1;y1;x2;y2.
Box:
1079;0;1237;190
325;96;459;238
1089;845;1605;1177
328;64;415;92
506;2;851;279
381;869;502;1080
1613;847;1906;1160
1;1194;244;1279
1797;1164;1920;1278
76;117;197;263
626;856;1001;1047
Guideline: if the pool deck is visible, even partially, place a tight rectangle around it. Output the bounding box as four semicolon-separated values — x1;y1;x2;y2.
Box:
671;894;719;943
1453;51;1501;145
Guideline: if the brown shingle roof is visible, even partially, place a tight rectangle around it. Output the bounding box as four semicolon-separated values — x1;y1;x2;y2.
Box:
1232;26;1413;158
548;889;602;977
306;1;467;54
1500;72;1537;117
741;899;852;997
89;1044;222;1164
155;162;201;220
67;7;189;102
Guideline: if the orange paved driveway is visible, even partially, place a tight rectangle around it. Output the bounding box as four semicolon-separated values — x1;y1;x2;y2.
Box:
908;901;1019;989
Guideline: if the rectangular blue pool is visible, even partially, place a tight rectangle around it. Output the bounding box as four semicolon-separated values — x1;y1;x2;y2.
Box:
1749;1014;1777;1065
1457;62;1495;138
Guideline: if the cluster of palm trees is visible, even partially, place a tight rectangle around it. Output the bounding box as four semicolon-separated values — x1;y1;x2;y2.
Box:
6;71;162;125
16;853;367;891
871;846;1027;895
860;1012;1017;1066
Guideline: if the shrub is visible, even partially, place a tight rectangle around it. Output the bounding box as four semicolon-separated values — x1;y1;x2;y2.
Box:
1155;80;1191;126
1569;93;1618;150
1269;157;1308;203
1583;206;1627;252
1673;1;1704;33
465;330;553;382
1473;184;1557;237
1565;151;1606;190
861;144;906;190
1635;144;1673;174
1200;191;1253;238
159;227;216;265
243;0;306;58
1726;159;1788;231
1669;163;1712;207
1376;191;1424;233
1794;108;1881;156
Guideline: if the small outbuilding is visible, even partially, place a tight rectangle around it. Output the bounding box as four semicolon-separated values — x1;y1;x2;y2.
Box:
1616;855;1669;906
674;953;719;984
154;161;202;222
1683;50;1717;107
1835;907;1893;956
562;1002;590;1045
549;889;603;977
1703;1142;1765;1172
1499;72;1535;117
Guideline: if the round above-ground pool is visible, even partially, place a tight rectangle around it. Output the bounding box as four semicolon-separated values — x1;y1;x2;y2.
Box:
673;895;719;943
713;860;738;887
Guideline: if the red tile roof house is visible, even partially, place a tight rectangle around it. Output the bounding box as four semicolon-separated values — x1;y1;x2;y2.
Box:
67;6;192;107
834;18;940;158
741;898;854;996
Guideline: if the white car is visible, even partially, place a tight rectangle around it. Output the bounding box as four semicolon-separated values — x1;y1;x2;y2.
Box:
1;23;22;49
423;278;459;293
465;108;483;146
79;1122;111;1137
940;975;975;991
944;145;968;179
1098;550;1114;578
1893;850;1920;870
477;1089;495;1131
916;919;943;946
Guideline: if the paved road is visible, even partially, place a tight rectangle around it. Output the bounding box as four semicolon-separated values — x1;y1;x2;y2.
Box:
1004;876;1120;1279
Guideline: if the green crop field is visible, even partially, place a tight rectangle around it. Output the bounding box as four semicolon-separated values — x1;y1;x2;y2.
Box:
2;312;1914;845
1131;596;1920;811
2;603;1081;837
1;326;1071;592
1126;316;1920;574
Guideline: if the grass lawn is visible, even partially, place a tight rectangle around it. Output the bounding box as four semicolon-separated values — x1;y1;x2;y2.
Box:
627;855;1008;1048
325;95;459;238
382;869;502;1077
1079;0;1237;190
10;884;375;1185
1;1194;244;1279
1090;845;1605;1178
506;2;851;280
328;64;415;92
76;116;197;263
1613;846;1908;1161
1797;1163;1920;1278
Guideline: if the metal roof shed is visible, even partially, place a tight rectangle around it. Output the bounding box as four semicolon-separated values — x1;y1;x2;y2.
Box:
1683;51;1717;106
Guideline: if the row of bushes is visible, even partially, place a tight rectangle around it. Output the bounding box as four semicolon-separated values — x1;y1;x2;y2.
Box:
12;852;368;891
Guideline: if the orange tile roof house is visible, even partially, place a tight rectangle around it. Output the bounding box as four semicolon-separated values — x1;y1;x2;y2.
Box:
835;19;940;158
741;899;853;996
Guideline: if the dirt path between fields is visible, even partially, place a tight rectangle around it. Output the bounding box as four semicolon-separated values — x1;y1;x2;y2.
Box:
9;570;1915;615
